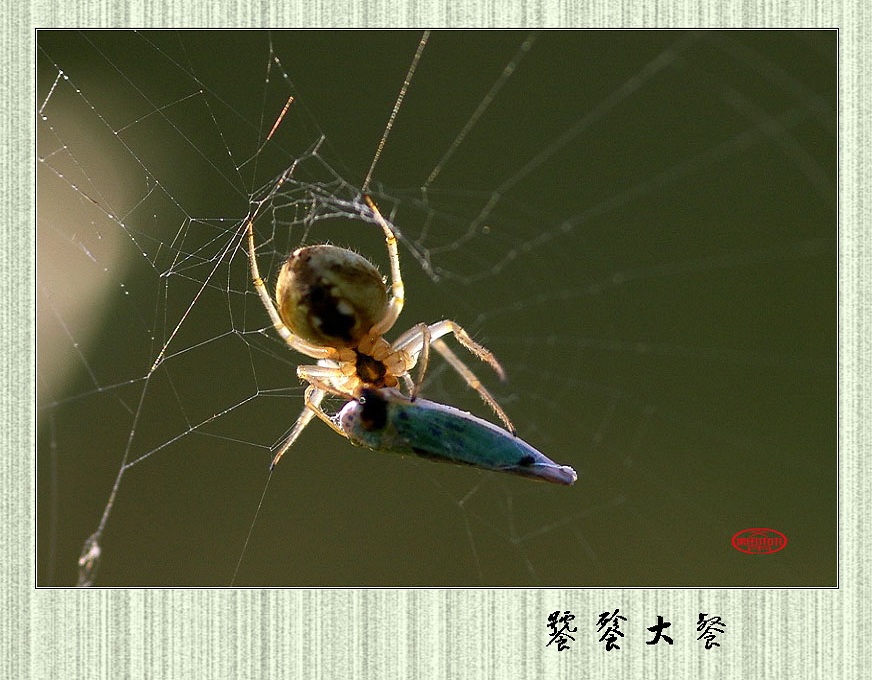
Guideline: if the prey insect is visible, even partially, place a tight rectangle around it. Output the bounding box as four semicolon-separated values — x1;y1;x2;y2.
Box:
338;388;578;486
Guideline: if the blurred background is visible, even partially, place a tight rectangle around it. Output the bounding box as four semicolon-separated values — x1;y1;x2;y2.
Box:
37;30;836;586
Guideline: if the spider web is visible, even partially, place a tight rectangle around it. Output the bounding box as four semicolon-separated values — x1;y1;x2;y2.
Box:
37;30;836;587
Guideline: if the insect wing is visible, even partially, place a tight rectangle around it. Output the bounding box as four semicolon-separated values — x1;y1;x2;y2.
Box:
340;390;577;485
391;398;577;485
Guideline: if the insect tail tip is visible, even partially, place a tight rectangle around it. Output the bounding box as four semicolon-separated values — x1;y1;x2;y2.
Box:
562;466;579;486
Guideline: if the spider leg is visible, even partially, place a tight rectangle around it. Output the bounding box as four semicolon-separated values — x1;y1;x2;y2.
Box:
411;323;430;400
296;366;361;425
269;386;324;469
270;380;354;469
270;361;360;469
301;383;348;437
297;363;356;389
431;338;515;435
246;220;335;360
363;196;404;336
393;319;507;381
400;373;415;393
392;320;515;434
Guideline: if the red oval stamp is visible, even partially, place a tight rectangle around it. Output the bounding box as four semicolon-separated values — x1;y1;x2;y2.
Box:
731;527;788;555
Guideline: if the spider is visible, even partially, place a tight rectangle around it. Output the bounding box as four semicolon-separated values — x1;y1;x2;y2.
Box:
247;194;515;469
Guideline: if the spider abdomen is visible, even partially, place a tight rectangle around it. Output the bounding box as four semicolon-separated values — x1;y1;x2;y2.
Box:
275;244;388;348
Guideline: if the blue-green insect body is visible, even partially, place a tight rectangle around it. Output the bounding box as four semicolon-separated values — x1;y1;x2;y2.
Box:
338;388;577;485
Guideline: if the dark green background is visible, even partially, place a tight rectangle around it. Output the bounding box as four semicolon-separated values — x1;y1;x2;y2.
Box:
37;30;836;586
